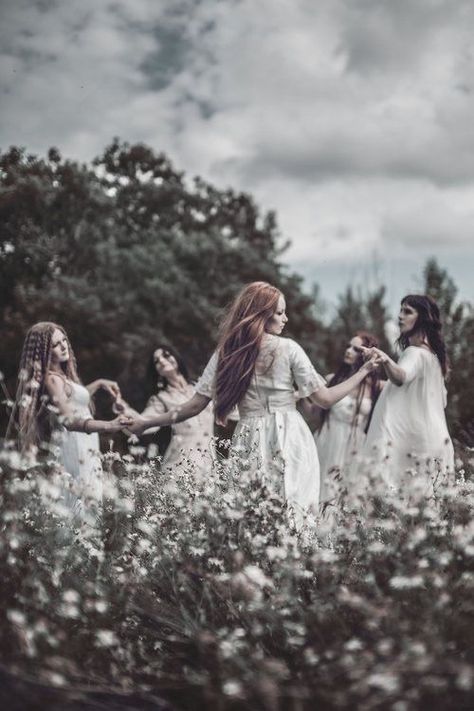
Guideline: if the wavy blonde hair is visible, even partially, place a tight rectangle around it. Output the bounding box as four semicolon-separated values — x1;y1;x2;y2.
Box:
8;322;79;452
215;282;282;424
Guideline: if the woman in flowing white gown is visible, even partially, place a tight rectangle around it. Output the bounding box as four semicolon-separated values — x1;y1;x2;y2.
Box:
310;332;383;504
361;295;454;489
11;322;131;527
128;282;379;526
115;344;215;477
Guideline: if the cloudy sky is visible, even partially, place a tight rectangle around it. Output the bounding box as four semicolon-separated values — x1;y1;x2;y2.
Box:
1;0;473;312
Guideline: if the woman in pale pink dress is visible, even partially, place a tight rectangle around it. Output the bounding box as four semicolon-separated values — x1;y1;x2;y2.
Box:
116;344;215;477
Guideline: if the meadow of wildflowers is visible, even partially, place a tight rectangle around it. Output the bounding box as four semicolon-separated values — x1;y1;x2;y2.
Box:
1;442;473;710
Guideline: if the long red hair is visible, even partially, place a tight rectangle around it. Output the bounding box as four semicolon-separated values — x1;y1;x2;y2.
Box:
215;282;281;424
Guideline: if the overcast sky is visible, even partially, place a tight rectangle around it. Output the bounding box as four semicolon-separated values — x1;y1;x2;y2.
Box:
1;0;473;313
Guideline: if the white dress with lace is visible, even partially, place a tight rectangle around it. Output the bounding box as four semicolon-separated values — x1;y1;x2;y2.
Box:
363;346;454;486
196;335;325;523
141;383;215;477
52;381;103;526
316;394;372;502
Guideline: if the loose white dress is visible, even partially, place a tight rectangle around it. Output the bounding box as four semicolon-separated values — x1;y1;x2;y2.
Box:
363;346;454;487
52;381;103;526
141;383;214;477
196;335;325;524
316;394;372;503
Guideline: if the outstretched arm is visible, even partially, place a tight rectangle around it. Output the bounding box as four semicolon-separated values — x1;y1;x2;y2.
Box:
128;393;211;435
309;358;380;409
45;373;132;434
360;346;406;386
114;395;165;435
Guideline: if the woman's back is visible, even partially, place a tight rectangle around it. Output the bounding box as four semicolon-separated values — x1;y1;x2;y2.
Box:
198;334;324;418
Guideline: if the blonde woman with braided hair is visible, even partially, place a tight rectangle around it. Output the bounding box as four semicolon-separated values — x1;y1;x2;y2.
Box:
10;322;132;524
128;282;379;527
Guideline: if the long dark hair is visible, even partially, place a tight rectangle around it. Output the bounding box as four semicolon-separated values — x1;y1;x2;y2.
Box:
319;331;382;435
145;343;190;396
397;294;449;377
215;282;281;425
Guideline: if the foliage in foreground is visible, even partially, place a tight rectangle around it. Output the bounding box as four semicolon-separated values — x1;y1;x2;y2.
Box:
0;445;474;710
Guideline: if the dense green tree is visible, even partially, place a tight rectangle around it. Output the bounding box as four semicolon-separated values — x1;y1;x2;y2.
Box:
319;284;393;376
0;141;322;426
1;144;472;444
423;258;474;443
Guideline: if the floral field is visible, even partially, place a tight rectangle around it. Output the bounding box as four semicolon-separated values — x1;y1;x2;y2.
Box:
1;444;474;711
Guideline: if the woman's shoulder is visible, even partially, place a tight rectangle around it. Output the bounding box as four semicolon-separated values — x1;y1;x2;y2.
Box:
45;370;74;387
276;336;301;353
401;345;436;361
45;371;75;398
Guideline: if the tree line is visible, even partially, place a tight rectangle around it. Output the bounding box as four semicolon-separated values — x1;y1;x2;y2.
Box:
1;141;472;445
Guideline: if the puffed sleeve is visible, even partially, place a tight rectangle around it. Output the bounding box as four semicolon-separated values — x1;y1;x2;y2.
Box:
288;340;326;397
195;352;218;398
398;347;424;384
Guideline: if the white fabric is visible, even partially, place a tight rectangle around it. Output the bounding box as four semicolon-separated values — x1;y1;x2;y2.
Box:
196;335;325;524
316;394;372;502
53;381;103;526
363;346;454;486
142;383;214;477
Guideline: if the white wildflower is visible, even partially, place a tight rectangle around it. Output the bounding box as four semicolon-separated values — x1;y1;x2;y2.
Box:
222;680;243;697
96;630;119;647
345;638;363;651
62;589;80;604
7;610;26;626
389;575;424;590
367;671;400;693
242;565;273;589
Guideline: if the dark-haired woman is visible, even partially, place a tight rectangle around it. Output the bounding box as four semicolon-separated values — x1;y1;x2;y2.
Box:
314;332;383;502
362;295;454;486
128;283;379;526
116;344;215;477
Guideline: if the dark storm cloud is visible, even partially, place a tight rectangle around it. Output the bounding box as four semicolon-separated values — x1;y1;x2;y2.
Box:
0;0;473;268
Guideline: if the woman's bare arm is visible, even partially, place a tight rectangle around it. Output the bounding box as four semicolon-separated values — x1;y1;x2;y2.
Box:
128;393;211;435
359;346;406;386
45;373;131;434
309;359;379;409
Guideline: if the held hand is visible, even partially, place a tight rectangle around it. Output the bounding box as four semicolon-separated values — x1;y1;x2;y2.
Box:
360;353;383;375
112;396;127;414
127;414;150;436
107;415;134;433
359;346;389;365
100;379;122;400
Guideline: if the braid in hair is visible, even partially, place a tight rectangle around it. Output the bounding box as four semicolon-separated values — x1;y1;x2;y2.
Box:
9;322;79;452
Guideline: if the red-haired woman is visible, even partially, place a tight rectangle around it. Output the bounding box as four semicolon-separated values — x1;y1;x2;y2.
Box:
362;295;454;487
313;332;383;503
129;282;378;525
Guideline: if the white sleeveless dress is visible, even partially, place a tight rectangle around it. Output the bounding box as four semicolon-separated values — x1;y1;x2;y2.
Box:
196;335;325;526
53;381;103;526
363;346;454;488
316;394;372;503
